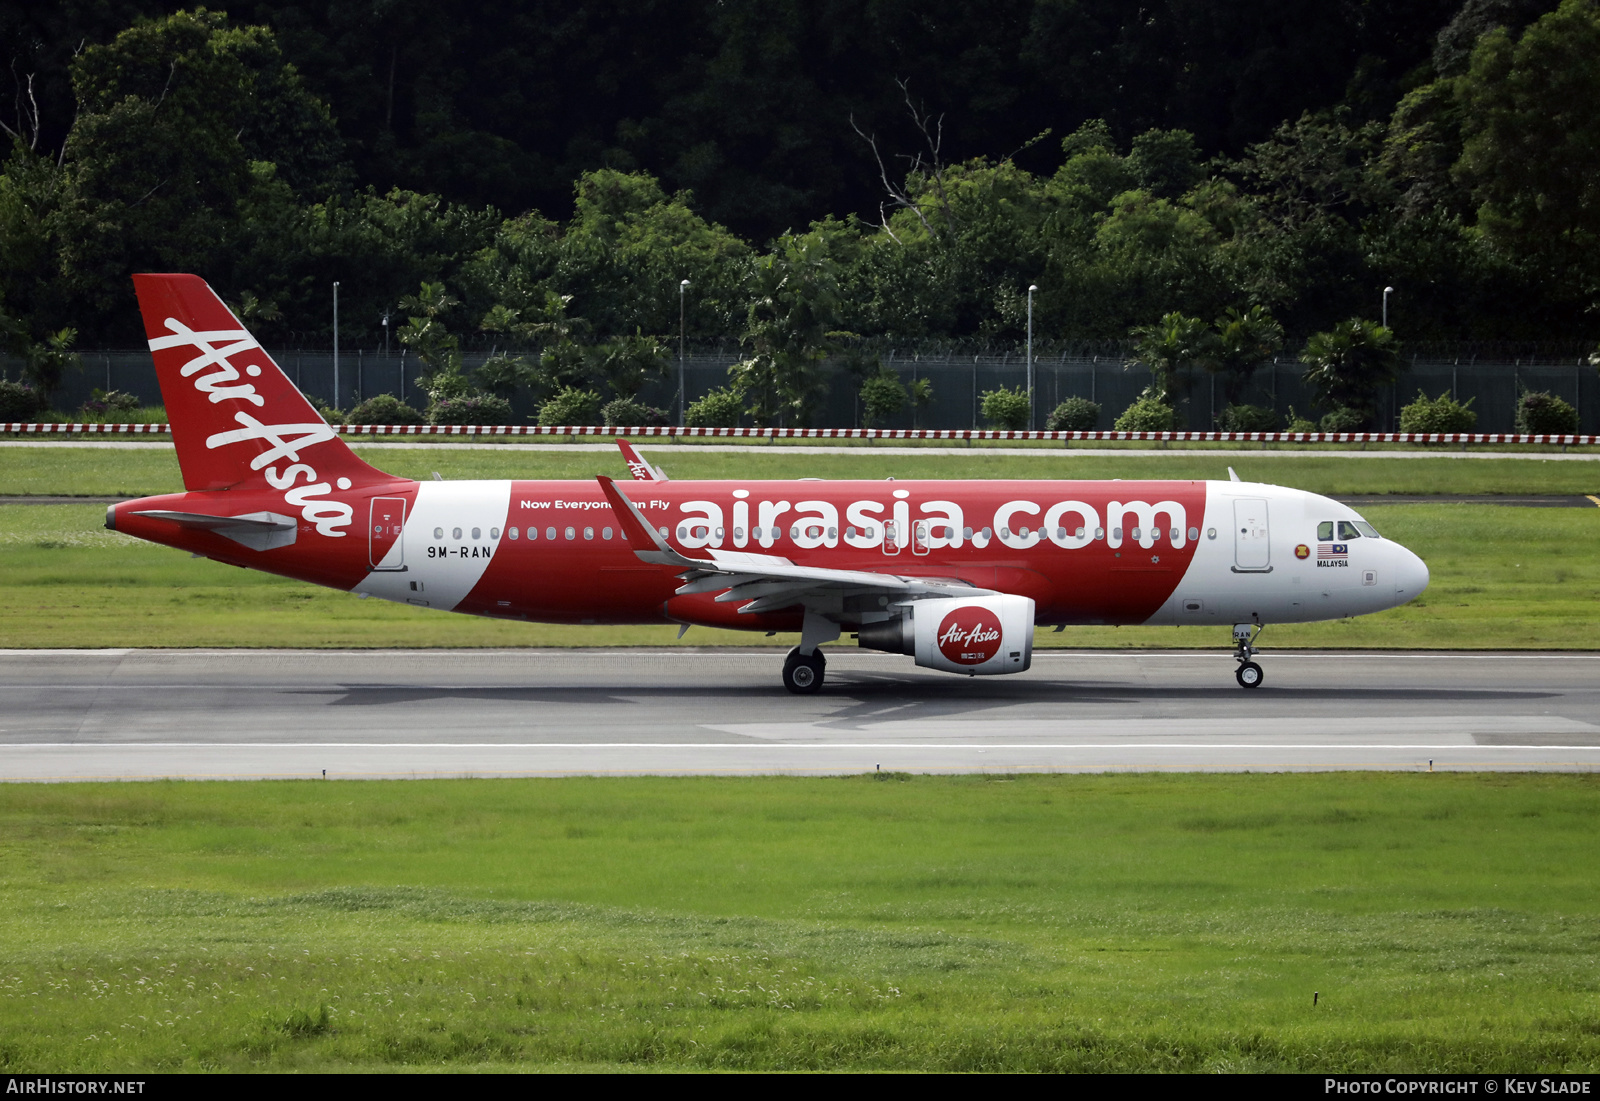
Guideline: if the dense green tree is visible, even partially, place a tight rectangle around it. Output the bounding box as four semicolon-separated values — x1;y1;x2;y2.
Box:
728;227;844;426
1210;306;1284;406
1300;318;1403;426
1455;0;1600;303
1129;312;1217;405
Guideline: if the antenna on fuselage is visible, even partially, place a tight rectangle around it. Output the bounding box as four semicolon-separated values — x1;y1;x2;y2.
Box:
1228;467;1242;482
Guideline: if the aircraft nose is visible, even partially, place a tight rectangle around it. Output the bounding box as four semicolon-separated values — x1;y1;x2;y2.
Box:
1394;543;1429;603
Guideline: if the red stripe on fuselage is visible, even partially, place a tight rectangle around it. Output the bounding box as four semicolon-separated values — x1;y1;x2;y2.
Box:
463;479;1208;627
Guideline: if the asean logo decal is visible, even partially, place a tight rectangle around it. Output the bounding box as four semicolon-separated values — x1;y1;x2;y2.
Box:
936;606;1004;665
1295;544;1310;560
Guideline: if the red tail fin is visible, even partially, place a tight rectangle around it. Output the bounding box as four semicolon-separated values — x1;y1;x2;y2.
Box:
133;273;391;492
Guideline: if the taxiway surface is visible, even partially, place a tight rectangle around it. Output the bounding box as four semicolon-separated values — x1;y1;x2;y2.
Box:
3;649;1598;780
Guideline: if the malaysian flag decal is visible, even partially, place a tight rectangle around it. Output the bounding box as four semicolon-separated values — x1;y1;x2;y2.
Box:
1317;543;1349;566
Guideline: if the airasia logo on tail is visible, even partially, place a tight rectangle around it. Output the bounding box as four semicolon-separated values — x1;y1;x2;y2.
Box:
936;607;1003;665
150;316;354;537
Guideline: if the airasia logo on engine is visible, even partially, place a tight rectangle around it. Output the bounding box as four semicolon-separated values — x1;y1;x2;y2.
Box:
936;607;1003;665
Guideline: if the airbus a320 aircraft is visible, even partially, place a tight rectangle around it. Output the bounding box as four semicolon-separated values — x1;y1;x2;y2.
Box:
107;274;1430;693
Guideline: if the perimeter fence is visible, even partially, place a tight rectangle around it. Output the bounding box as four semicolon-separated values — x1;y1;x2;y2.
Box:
9;347;1599;435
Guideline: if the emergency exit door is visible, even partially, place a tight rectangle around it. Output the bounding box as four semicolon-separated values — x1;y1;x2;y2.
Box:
369;497;407;570
1232;498;1271;571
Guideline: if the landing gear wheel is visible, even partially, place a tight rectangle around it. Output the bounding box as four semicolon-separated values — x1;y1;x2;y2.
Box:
782;647;826;695
1236;661;1264;689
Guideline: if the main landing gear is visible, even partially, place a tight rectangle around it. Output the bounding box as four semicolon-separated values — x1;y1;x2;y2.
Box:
1232;623;1265;689
782;647;826;694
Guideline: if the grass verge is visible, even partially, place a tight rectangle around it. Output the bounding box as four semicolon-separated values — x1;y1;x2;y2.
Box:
1;503;1595;648
2;773;1598;1072
2;444;1599;498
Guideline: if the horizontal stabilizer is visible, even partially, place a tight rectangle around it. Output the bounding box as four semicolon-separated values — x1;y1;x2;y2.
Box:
131;510;298;552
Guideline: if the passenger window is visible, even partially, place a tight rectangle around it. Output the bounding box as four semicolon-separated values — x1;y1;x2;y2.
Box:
1318;522;1334;541
546;527;556;541
736;527;746;540
584;526;594;540
963;526;974;540
1353;521;1381;539
603;526;614;540
1338;521;1362;540
490;527;499;539
508;527;519;540
471;527;481;540
452;527;462;540
564;526;575;540
433;527;443;539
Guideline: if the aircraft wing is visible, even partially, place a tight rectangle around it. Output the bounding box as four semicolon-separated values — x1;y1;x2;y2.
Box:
616;439;667;481
596;476;993;615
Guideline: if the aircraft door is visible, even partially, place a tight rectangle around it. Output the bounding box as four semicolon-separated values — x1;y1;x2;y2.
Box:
1232;498;1271;572
369;497;407;570
883;520;902;556
912;519;931;555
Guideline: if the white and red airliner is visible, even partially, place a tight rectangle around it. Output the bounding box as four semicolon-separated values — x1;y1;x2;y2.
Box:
107;274;1430;692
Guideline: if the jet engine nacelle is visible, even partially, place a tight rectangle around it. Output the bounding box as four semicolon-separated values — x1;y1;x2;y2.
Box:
857;594;1035;675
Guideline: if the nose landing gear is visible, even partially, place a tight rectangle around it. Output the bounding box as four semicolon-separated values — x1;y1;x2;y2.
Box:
782;646;826;694
1232;623;1264;689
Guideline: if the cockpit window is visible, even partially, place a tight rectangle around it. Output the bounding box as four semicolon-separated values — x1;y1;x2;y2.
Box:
1338;520;1363;540
1317;521;1334;541
1352;520;1381;539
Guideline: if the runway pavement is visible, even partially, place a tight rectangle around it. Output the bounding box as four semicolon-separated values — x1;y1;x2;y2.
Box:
3;649;1598;780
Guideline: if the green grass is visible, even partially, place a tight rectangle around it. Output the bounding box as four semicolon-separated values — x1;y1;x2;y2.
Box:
33;405;170;424
3;443;1600;497
1;502;1595;649
2;773;1598;1071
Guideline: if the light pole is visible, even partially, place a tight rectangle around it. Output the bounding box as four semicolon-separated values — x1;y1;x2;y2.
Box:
380;309;390;356
678;279;690;427
1382;286;1394;330
1027;284;1038;430
332;281;341;413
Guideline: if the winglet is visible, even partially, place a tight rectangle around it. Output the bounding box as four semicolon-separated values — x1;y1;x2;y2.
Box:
617;439;667;481
1228;466;1242;482
596;475;694;567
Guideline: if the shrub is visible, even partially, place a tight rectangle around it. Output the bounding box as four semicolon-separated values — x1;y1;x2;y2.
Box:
310;398;346;424
858;369;907;427
79;388;141;416
1216;403;1279;432
980;386;1031;430
1284;406;1317;433
1114;392;1175;431
535;387;602;427
348;394;425;425
0;379;46;420
685;386;745;428
1398;390;1477;434
1319;406;1368;432
433;393;514;426
601;397;666;427
1515;391;1579;435
1045;396;1100;431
